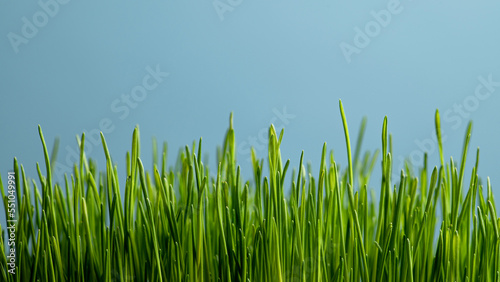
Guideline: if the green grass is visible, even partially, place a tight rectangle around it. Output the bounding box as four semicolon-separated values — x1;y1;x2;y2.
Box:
1;100;499;281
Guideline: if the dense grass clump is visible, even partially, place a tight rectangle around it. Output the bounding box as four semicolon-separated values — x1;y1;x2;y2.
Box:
1;101;499;281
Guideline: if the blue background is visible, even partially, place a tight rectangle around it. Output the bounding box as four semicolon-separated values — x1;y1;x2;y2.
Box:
1;1;499;216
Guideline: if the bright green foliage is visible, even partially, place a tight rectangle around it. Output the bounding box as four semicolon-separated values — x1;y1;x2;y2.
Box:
1;101;499;281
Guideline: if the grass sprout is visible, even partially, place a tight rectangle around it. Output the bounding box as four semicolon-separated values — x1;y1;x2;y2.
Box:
1;100;499;281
